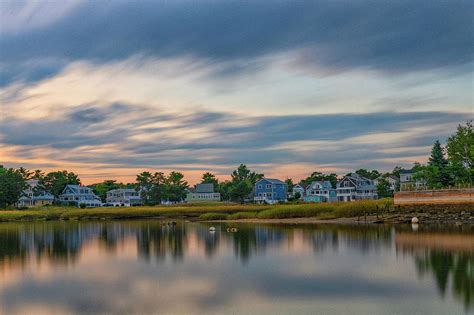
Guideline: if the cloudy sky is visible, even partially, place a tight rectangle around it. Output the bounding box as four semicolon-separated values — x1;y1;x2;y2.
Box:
0;0;472;184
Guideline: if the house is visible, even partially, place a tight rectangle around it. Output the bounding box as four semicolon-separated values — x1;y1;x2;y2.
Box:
59;185;102;207
106;189;143;207
186;183;221;202
374;175;398;192
336;173;378;202
292;184;306;200
16;179;54;207
304;181;337;203
399;169;426;191
254;178;287;204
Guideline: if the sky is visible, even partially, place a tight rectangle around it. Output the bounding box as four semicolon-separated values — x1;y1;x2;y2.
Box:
0;0;473;184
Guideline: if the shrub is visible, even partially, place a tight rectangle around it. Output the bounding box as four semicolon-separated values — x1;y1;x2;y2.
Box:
226;212;257;220
15;206;29;210
79;203;86;209
198;212;228;220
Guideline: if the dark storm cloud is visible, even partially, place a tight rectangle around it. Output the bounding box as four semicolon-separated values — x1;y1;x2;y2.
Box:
1;0;472;85
0;103;470;169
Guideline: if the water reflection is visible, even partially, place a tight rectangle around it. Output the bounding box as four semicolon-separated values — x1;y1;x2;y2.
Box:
0;221;472;314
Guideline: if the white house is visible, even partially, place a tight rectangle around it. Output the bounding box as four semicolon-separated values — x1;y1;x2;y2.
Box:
59;185;102;207
186;183;221;202
291;184;306;200
336;173;378;202
106;189;143;207
16;179;54;207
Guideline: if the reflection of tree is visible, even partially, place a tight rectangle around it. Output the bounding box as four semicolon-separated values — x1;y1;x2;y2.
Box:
195;227;220;258
136;223;187;262
415;250;473;310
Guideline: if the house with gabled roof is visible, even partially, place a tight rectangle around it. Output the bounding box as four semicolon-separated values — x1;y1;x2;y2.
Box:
292;184;306;200
304;180;336;203
336;173;377;202
254;178;287;204
106;188;143;207
59;185;102;207
186;183;221;202
16;179;54;207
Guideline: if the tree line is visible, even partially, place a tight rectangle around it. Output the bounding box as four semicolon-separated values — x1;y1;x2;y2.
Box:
1;121;471;207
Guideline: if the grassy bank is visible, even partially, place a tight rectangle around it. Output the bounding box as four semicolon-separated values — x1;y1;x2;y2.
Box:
0;200;393;222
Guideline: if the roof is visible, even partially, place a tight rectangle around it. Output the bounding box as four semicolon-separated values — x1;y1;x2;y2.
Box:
195;183;215;193
400;169;414;174
256;178;286;185
308;181;332;189
108;188;137;193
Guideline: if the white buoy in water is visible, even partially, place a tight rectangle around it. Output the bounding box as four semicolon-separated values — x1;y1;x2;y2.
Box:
209;227;216;232
411;217;419;224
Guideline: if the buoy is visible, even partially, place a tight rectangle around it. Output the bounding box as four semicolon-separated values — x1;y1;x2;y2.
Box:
209;227;216;232
411;217;419;224
411;223;419;231
231;228;238;232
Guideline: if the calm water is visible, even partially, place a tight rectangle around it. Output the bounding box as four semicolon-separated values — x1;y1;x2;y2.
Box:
0;221;472;315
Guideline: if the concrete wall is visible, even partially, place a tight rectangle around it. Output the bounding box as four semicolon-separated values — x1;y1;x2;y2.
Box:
394;189;474;205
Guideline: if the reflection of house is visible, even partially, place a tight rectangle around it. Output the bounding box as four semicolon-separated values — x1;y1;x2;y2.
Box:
400;169;426;191
106;189;143;207
292;184;306;200
59;185;102;207
304;181;337;203
374;175;398;191
17;180;54;207
336;173;377;202
186;183;220;202
254;178;287;204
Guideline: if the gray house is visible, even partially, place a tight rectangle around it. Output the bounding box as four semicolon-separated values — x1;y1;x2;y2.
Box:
59;185;102;207
336;173;378;202
106;189;143;207
186;183;221;202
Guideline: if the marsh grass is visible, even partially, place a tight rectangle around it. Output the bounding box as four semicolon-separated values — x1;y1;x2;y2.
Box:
0;199;393;222
226;212;258;220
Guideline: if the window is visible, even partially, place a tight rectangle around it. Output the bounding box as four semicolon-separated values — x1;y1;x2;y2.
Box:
266;184;272;189
267;193;272;198
258;185;262;189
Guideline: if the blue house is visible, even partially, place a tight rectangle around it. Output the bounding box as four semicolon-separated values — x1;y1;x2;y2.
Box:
304;181;337;203
254;178;287;204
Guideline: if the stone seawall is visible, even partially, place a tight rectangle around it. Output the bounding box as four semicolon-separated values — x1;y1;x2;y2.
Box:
394;189;474;205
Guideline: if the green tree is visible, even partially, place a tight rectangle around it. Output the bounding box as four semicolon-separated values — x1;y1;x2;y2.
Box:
427;140;450;186
376;177;393;198
285;178;294;193
300;171;338;188
163;172;188;202
39;171;81;199
229;164;263;203
446;121;473;185
89;180;122;202
136;171;165;205
201;172;219;191
0;166;28;208
355;169;381;180
218;180;233;201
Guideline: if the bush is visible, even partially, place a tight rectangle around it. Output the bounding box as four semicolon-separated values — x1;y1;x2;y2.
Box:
15;206;29;210
198;212;228;220
226;212;257;220
79;203;86;209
